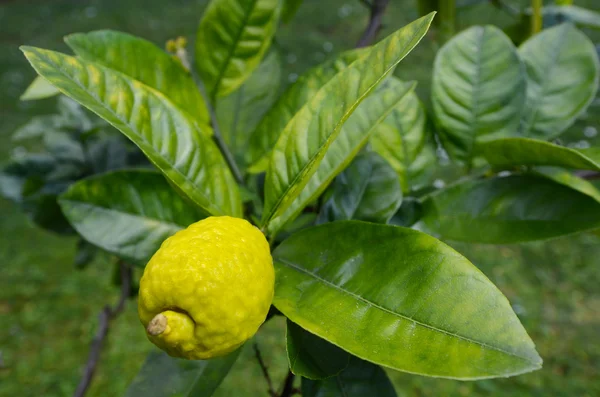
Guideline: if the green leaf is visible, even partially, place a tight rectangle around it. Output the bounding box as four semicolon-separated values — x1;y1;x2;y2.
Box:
74;238;98;269
421;174;600;243
370;79;434;192
478;137;600;171
318;151;402;224
302;357;396;397
59;170;205;266
195;0;282;99
431;25;526;163
20;76;60;100
266;81;416;235
216;51;282;167
281;0;303;23
246;48;369;172
125;349;240;397
541;5;600;30
262;14;435;229
65;30;210;124
518;24;599;139
22;46;242;217
273;221;542;379
389;197;423;227
533;166;600;203
287;319;350;380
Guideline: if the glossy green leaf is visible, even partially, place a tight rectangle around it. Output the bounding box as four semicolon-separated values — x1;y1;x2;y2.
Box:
478;137;600;171
20;76;60;100
302;357;396;397
432;25;526;163
281;0;303;23
195;0;281;99
518;24;599;139
533;166;600;203
318;151;402;224
262;14;435;228
273;221;542;379
125;349;240;397
266;81;416;235
421;174;600;243
287;319;350;380
216;51;282;166
65;30;210;125
246;48;369;172
22;47;242;217
59;170;205;266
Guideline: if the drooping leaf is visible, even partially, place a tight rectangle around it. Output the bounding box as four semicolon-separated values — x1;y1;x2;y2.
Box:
20;75;60;100
421;174;600;243
195;0;282;99
246;48;369;172
22;47;242;217
518;23;599;139
478;137;600;171
533;166;600;203
273;221;542;379
281;0;303;23
318;151;402;224
286;319;350;380
302;357;397;397
59;170;205;266
125;349;240;397
431;25;526;163
262;14;435;228
65;30;210;124
216;51;282;167
266;81;416;235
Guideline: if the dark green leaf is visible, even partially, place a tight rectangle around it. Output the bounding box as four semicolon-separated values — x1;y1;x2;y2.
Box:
541;5;600;30
246;48;369;172
302;357;396;397
421;174;600;243
318;151;402;224
273;221;541;378
125;349;240;397
266;81;416;235
65;30;210;124
533;166;600;203
432;25;526;163
20;76;60;100
195;0;282;99
281;0;303;23
262;14;435;228
22;46;242;217
59;170;205;266
518;24;599;139
389;197;423;227
478;137;600;171
287;319;349;380
74;238;98;268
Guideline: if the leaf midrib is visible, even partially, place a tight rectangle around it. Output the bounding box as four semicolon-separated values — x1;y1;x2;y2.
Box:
275;257;538;364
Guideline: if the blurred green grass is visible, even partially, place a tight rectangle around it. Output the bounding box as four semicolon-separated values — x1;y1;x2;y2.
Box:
1;0;599;396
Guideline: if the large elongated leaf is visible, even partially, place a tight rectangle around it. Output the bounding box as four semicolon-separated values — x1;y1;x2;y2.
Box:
59;170;205;266
318;151;402;224
195;0;281;99
273;221;542;379
262;14;435;228
518;24;599;139
65;30;210;124
287;320;350;380
302;357;396;397
22;47;242;217
421;174;600;243
125;349;240;397
266;81;416;234
246;48;369;172
216;51;282;166
431;25;526;163
478;137;600;170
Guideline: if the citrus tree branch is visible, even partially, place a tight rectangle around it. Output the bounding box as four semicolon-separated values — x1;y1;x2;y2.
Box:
74;261;132;397
253;342;277;397
356;0;390;47
278;370;296;397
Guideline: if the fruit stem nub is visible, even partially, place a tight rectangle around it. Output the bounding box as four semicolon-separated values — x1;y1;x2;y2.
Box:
147;313;167;336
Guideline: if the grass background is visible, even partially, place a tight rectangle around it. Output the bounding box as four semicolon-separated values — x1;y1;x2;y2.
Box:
1;0;599;396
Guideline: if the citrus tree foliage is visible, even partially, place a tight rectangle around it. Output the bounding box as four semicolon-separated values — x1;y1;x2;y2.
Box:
8;0;600;393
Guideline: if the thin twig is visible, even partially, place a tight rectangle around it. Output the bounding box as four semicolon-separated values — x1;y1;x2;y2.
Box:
279;371;296;397
73;262;132;397
253;343;277;397
356;0;390;47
